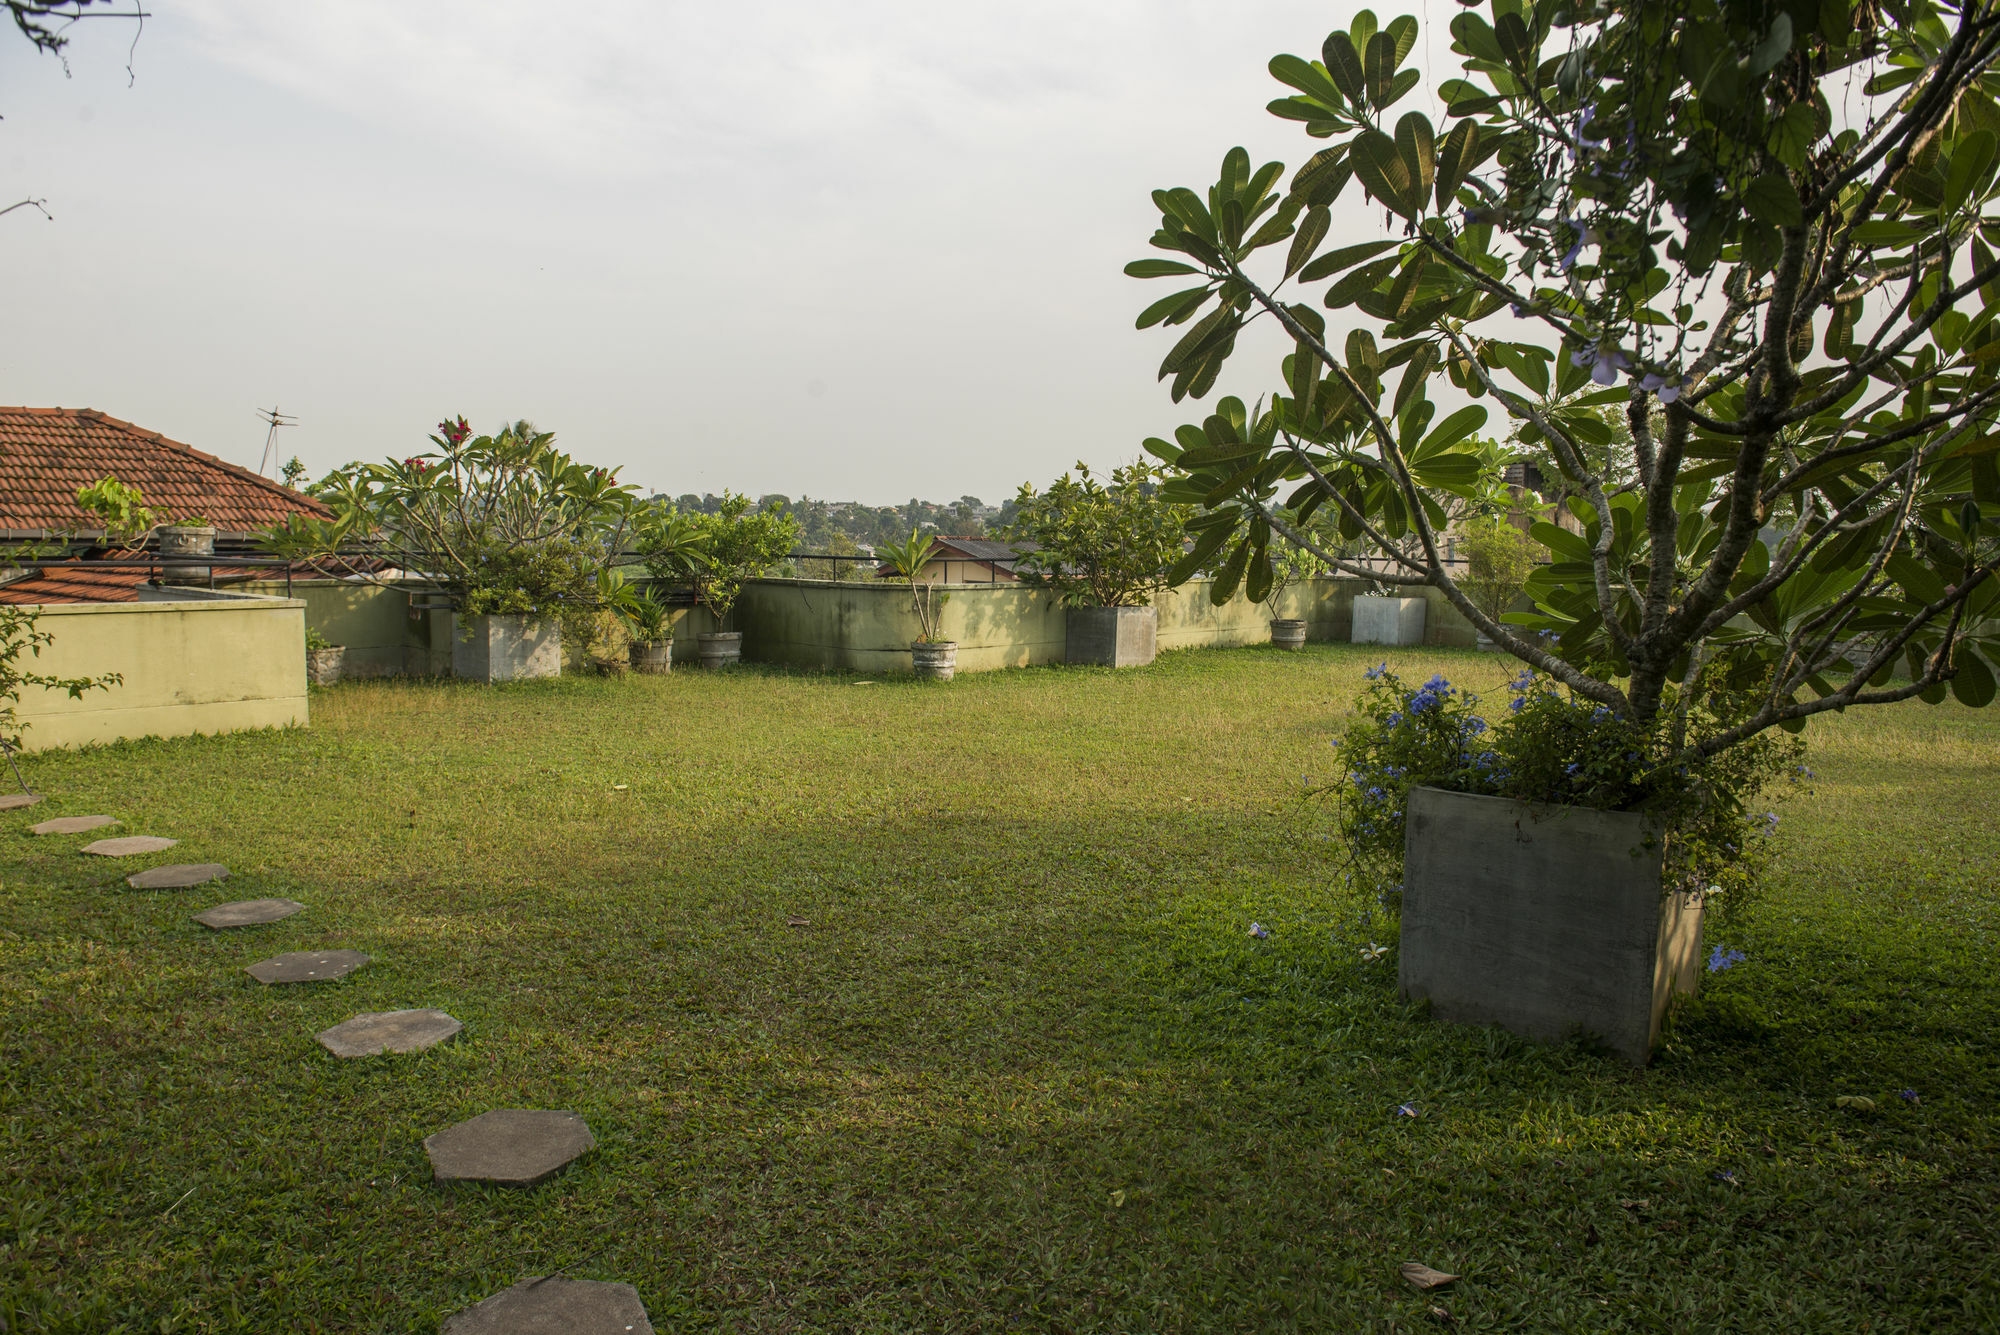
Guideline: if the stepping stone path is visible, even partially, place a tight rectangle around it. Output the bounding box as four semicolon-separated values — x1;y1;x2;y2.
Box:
194;898;305;929
0;793;41;811
245;949;369;985
29;815;119;836
424;1110;596;1187
126;863;229;890
443;1277;653;1334
82;835;177;857
317;1008;461;1058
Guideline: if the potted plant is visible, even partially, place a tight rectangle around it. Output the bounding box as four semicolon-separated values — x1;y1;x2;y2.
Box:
1001;460;1189;668
260;416;641;683
620;586;676;675
874;527;956;679
642;492;798;669
1259;515;1328;650
1128;4;2000;1056
1458;517;1543;651
303;627;346;685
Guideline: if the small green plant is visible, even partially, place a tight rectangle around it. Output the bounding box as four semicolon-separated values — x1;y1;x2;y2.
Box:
74;476;155;542
1331;665;1805;920
304;628;335;653
873;527;952;643
1458;517;1542;629
620;587;675;644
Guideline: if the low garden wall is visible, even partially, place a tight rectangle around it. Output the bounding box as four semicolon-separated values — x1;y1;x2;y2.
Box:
15;593;309;751
244;579;453;677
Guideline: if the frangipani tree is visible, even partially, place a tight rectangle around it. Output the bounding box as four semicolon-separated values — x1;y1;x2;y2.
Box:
1135;0;2000;757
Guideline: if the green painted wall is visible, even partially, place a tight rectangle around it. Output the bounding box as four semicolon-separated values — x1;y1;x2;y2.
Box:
244;579;453;676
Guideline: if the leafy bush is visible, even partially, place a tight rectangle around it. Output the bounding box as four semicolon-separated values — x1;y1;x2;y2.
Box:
1332;665;1805;920
1458;517;1540;628
641;492;798;625
1002;461;1191;608
873;528;952;643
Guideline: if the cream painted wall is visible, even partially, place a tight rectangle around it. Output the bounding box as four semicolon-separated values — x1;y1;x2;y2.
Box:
13;595;308;752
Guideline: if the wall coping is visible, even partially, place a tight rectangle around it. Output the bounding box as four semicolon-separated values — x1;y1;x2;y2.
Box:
30;594;306;615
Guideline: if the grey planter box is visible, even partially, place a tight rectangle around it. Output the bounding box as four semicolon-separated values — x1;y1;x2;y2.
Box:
1065;606;1157;667
1352;594;1427;646
452;614;560;683
1398;787;1702;1065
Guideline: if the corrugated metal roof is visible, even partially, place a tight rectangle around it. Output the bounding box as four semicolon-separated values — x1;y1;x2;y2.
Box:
0;407;330;536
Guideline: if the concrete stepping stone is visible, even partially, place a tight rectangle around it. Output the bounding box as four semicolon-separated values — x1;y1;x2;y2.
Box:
443;1277;652;1334
424;1110;596;1187
317;1008;461;1058
0;793;42;811
126;863;228;890
30;815;119;836
194;898;304;930
245;949;368;985
81;835;177;857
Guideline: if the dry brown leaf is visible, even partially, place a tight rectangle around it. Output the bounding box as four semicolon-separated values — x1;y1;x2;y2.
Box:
1401;1261;1459;1291
786;916;810;928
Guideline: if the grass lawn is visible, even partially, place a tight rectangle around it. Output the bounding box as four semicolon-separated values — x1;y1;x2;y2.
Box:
2;644;1995;1332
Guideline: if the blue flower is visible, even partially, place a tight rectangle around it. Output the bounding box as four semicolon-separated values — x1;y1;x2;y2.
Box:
1465;716;1489;735
1393;1102;1420;1119
1247;922;1270;940
1385;712;1403;727
1509;670;1535;693
1509;696;1527;713
1899;1089;1921;1105
1706;946;1746;973
1365;662;1389;680
1565;762;1581;775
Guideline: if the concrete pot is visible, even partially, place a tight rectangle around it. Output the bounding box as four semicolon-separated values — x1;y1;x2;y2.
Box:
629;639;673;675
697;631;742;669
1352;594;1426;646
1065;605;1157;668
1269;618;1308;651
307;646;346;686
911;640;957;681
452;614;560;683
157;525;216;586
1398;786;1702;1065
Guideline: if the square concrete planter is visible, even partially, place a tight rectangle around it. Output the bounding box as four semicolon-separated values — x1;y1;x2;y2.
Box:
1398;787;1702;1065
1352;594;1427;646
452;614;560;683
1065;606;1157;667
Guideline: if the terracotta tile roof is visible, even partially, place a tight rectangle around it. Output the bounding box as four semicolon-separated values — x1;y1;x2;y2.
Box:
0;565;281;605
0;407;330;537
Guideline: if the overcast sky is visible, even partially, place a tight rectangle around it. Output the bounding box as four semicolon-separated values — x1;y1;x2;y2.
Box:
5;1;1410;504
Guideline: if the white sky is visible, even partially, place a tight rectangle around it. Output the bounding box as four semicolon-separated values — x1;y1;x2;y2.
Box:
4;1;1406;505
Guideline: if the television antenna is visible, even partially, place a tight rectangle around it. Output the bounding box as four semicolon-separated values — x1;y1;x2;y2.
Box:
255;405;298;477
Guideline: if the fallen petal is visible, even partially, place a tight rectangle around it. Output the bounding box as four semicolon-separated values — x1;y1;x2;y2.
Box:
1401;1261;1460;1291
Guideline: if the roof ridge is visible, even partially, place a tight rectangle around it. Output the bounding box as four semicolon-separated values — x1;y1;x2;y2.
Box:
0;406;328;517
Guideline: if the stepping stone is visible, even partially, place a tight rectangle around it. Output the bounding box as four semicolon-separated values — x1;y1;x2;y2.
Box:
245;949;368;985
424;1109;596;1187
317;1008;461;1058
30;815;119;836
194;898;304;930
0;793;42;811
126;863;229;890
81;835;177;857
443;1277;652;1334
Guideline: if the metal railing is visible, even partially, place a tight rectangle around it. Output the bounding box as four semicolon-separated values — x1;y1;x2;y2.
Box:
1;555;304;598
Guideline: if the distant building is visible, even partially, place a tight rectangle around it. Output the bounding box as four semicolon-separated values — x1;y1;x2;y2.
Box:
877;535;1036;584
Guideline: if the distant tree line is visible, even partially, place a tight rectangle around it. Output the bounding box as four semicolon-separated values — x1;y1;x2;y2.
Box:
655;494;1016;553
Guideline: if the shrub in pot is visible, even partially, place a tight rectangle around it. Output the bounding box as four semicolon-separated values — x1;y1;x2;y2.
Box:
1002;460;1188;668
304;627;346;686
619;586;676;675
1459;517;1542;651
259;416;641;683
640;492;798;669
874;526;956;679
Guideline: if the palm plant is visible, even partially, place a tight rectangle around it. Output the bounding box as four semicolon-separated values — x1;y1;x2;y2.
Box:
874;527;951;643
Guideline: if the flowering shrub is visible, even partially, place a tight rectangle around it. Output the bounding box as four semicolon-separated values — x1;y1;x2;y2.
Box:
1331;666;1804;920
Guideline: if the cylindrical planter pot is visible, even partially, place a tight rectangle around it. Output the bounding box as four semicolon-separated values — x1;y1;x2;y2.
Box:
697;631;742;670
1398;786;1702;1065
1351;593;1427;645
911;640;958;681
307;646;346;686
1064;605;1158;668
452;614;561;683
157;525;217;585
629;639;673;675
1269;618;1307;651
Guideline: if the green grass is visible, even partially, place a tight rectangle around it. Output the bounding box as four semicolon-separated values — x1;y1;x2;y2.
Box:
2;645;1994;1332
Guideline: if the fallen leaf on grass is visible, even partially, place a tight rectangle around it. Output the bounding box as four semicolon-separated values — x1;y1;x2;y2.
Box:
1401;1262;1459;1291
1619;1198;1650;1212
1835;1095;1877;1112
611;784;629;791
1427;1306;1455;1325
786;916;810;928
1108;1189;1126;1207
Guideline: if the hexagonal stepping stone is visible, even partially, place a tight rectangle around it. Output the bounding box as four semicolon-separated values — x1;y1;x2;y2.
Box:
81;835;177;857
317;1008;461;1058
443;1277;652;1334
29;815;119;836
245;949;368;985
0;793;42;811
194;898;305;930
423;1110;596;1187
126;863;228;890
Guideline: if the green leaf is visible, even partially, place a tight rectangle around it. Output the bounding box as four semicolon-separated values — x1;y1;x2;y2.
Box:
1323;256;1398;308
1268;54;1348;109
1321;32;1364;102
1363;31;1398;107
1951;649;1996;707
1415;404;1488;459
1744;173;1804;228
1125;259;1201;278
1212;538;1251;602
1171;522;1235;586
1433;119;1481;211
1286;206;1331;277
1946;129;1997;214
1350;129;1415;218
1532;520;1591;563
1298;239;1400;283
1136;285;1211;330
1395;112;1436;204
1747;12;1793;76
